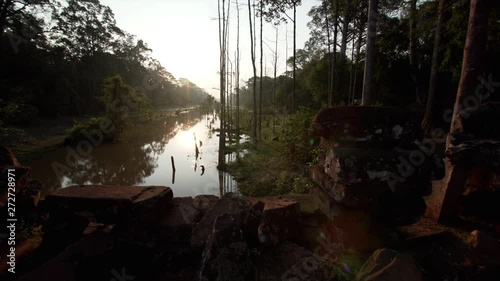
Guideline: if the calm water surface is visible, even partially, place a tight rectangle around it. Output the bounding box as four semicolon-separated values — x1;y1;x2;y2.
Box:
25;110;244;198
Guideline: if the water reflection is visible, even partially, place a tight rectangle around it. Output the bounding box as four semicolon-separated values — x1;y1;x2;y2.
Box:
64;144;158;186
24;110;241;198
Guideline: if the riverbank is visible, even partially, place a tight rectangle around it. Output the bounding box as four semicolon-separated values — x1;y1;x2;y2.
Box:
20;107;235;198
8;107;203;161
10;117;85;161
225;110;317;196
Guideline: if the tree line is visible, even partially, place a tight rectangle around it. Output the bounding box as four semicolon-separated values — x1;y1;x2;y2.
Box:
217;0;500;148
0;0;212;128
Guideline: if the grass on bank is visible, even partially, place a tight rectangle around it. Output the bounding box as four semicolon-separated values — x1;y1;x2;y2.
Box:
225;108;318;197
2;116;83;160
4;106;203;161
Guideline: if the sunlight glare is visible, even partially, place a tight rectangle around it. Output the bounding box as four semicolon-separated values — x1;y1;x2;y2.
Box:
178;130;196;149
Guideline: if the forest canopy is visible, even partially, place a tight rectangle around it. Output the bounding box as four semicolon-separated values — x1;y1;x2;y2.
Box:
0;0;211;126
236;0;500;116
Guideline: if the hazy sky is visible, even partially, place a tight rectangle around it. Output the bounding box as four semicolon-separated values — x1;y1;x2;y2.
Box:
100;0;317;98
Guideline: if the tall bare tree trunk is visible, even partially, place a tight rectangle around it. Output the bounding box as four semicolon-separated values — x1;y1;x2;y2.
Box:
292;2;297;113
226;2;231;144
236;0;240;140
448;0;490;145
248;0;257;145
227;58;232;143
352;31;362;104
409;0;420;104
422;0;447;134
361;0;378;106
259;0;263;140
218;0;227;166
324;1;332;106
353;0;367;105
348;37;355;104
273;25;278;134
340;0;350;64
284;23;288;114
329;0;339;106
253;0;257;61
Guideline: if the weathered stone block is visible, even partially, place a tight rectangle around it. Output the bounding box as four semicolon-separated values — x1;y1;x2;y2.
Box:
310;106;422;148
446;139;500;170
355;248;425;281
312;162;426;227
256;242;335;281
158;197;200;243
241;200;265;247
258;198;300;247
191;193;252;249
200;213;253;281
44;185;173;223
193;194;219;218
320;148;431;194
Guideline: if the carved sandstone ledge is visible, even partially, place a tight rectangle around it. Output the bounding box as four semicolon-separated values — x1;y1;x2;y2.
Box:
44;185;173;223
309;106;430;226
310;106;422;149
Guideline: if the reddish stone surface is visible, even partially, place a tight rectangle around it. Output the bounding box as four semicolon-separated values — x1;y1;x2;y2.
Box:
425;160;468;222
246;194;313;211
48;185;172;203
0;145;20;166
258;198;301;247
45;185;173;223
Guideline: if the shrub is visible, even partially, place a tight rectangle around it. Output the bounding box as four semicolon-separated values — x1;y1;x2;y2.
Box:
280;107;317;164
274;171;315;195
67;76;153;144
0;126;34;146
100;76;153;123
291;175;315;194
0;101;38;125
67;117;115;144
275;171;293;194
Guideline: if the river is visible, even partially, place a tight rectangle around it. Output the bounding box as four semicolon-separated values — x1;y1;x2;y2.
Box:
24;110;244;198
